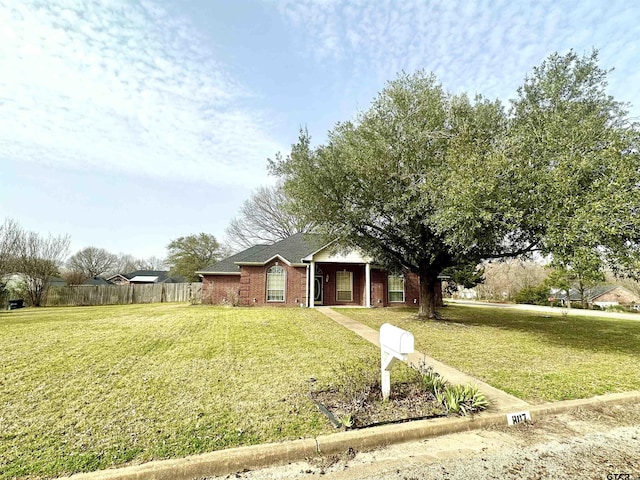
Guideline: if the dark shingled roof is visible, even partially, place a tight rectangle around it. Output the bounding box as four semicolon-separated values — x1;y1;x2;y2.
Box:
83;277;112;286
197;233;329;274
568;285;617;302
125;270;186;283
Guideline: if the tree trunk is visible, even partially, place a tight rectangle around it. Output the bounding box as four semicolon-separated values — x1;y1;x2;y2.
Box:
435;279;444;307
579;280;587;309
417;273;440;319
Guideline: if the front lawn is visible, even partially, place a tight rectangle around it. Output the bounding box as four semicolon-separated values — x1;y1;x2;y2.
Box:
0;304;378;479
339;305;640;403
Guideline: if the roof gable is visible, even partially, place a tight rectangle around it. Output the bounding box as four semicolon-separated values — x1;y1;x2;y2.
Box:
196;244;272;274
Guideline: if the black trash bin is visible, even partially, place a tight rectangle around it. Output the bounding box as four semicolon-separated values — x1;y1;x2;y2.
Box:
7;299;24;310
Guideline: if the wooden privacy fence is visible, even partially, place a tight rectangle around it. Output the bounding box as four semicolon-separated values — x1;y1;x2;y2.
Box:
43;283;202;307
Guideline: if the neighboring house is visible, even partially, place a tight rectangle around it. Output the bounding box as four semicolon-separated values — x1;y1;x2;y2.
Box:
2;273;66;290
81;277;112;286
48;276;67;287
197;233;439;308
568;285;640;308
106;274;129;285
454;287;478;300
105;270;185;285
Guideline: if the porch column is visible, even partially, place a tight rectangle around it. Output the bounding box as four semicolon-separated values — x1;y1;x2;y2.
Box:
305;265;310;308
309;260;316;308
365;263;371;308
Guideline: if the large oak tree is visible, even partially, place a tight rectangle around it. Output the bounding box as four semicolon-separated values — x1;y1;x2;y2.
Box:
270;51;640;319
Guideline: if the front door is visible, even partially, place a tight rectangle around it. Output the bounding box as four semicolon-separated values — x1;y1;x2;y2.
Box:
314;275;323;305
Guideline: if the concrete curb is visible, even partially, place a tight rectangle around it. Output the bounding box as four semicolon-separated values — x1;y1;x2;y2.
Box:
63;438;318;480
62;390;640;480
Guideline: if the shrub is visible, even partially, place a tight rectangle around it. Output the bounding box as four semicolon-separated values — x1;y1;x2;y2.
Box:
606;304;635;313
514;285;550;306
220;288;240;307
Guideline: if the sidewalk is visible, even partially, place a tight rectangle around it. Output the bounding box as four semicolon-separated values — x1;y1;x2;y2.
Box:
316;307;529;411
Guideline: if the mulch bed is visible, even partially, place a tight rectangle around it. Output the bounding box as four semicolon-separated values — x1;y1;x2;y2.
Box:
310;380;446;429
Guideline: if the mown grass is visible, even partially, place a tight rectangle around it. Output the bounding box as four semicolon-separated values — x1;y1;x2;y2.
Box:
0;304;380;479
339;305;640;404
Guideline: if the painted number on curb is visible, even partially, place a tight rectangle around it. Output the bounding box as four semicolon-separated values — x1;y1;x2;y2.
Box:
506;411;531;425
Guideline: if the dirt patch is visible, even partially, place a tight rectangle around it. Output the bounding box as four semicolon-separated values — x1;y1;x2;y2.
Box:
310;381;445;429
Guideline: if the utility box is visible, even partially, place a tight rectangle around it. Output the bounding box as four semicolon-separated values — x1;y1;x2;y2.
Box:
7;299;24;310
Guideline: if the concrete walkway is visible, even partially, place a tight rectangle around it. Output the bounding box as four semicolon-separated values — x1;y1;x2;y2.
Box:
317;307;529;411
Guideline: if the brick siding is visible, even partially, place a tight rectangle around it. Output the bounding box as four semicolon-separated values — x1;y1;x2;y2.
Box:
201;275;240;305
204;264;438;308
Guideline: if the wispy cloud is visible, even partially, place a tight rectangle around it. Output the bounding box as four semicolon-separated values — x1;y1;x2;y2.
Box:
276;0;640;115
0;0;282;187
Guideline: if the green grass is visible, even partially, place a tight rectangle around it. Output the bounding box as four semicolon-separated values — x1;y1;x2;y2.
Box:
0;304;379;479
338;305;640;404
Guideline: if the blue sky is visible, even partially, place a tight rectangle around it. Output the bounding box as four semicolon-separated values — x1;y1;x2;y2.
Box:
1;0;639;260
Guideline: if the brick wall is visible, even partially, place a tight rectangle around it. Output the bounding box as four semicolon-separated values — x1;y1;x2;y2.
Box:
364;270;430;307
594;287;639;305
371;269;387;307
201;275;241;304
240;262;308;307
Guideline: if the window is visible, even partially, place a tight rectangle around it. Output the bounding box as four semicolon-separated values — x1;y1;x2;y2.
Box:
266;265;285;302
336;270;353;302
388;274;405;302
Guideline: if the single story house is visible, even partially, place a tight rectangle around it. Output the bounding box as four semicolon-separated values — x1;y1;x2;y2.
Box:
197;233;436;308
106;270;185;285
106;274;130;285
81;277;112;286
568;285;640;309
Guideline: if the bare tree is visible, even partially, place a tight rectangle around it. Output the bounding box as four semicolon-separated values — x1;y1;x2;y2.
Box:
14;230;70;306
225;183;315;251
107;254;139;276
104;254;167;277
136;256;167;271
67;247;117;279
476;259;548;302
0;218;21;275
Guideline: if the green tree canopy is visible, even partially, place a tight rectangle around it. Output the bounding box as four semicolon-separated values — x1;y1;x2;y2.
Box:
506;50;640;279
166;233;222;282
270;50;640;319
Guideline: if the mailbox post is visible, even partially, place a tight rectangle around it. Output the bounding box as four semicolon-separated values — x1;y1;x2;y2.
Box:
379;323;414;401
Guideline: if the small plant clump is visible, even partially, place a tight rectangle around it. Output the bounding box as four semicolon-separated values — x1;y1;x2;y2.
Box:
414;360;489;416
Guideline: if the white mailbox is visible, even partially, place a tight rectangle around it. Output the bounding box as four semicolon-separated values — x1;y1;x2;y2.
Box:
379;323;415;400
380;323;414;360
